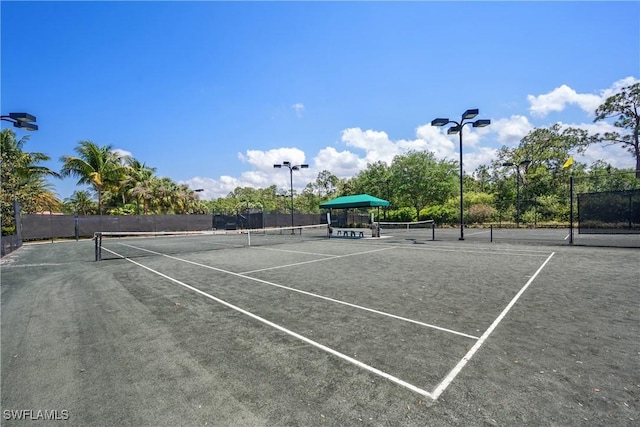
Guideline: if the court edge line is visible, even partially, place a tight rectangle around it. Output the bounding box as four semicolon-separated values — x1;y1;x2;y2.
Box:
430;251;556;400
106;249;434;399
115;243;479;340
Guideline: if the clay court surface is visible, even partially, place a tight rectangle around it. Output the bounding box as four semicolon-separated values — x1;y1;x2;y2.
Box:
1;231;638;426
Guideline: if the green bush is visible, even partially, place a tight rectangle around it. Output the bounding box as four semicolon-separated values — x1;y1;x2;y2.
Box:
420;205;457;225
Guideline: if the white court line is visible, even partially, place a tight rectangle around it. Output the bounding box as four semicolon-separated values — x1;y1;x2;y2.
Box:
101;246;434;399
430;251;556;400
249;246;338;257
331;238;553;256
386;244;551;257
241;246;394;274
113;242;479;340
1;263;67;268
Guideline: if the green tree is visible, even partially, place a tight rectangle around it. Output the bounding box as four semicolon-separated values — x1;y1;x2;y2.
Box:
64;190;96;215
123;158;156;214
389;150;457;220
1;129;60;233
351;161;391;199
593;82;640;179
60;141;129;214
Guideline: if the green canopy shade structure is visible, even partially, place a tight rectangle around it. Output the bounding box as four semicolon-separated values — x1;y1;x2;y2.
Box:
319;194;389;209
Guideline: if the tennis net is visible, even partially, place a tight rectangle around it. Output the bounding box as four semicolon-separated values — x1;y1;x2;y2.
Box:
378;220;434;231
94;224;330;261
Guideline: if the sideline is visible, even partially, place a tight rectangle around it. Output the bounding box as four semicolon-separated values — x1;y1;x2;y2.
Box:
431;252;556;399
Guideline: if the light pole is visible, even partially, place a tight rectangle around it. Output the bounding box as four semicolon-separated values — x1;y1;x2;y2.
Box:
502;160;531;228
431;109;490;240
274;161;308;232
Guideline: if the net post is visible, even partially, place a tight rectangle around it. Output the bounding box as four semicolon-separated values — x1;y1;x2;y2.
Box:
490;224;493;242
94;233;100;261
431;221;435;241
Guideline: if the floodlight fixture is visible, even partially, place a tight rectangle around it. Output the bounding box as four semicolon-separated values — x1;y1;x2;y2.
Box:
274;160;309;231
14;121;38;131
1;111;38;132
472;119;491;128
9;112;36;123
462;109;479;120
431;118;450;126
447;126;461;135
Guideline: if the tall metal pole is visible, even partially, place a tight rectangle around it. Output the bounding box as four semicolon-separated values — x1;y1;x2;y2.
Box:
433;112;491;241
289;167;294;232
459;131;464;240
516;167;521;228
569;175;574;244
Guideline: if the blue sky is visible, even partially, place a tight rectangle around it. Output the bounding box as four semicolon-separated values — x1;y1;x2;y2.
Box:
2;1;639;201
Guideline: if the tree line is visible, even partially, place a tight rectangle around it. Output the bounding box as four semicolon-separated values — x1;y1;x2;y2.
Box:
2;83;639;235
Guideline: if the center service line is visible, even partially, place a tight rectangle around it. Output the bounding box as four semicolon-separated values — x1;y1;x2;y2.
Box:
102;246;434;399
431;251;556;400
116;243;479;340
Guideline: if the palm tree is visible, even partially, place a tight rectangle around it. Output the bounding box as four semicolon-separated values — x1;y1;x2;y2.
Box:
60;141;128;215
64;190;96;215
124;158;156;214
1;129;60;232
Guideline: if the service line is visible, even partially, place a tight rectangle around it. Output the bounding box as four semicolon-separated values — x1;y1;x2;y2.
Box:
240;246;394;274
112;242;479;340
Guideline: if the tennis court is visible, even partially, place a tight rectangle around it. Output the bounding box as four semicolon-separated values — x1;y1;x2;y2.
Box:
1;227;638;426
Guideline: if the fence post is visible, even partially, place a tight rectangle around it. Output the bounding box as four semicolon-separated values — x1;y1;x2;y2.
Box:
13;200;22;245
569;175;574;245
75;213;79;241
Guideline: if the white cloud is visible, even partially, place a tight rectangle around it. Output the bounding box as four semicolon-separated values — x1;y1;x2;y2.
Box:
599;76;640;99
465;147;499;174
314;146;366;178
527;77;640;118
112;148;132;158
239;147;307;171
292;103;305;117
527;84;601;117
491;115;534;147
